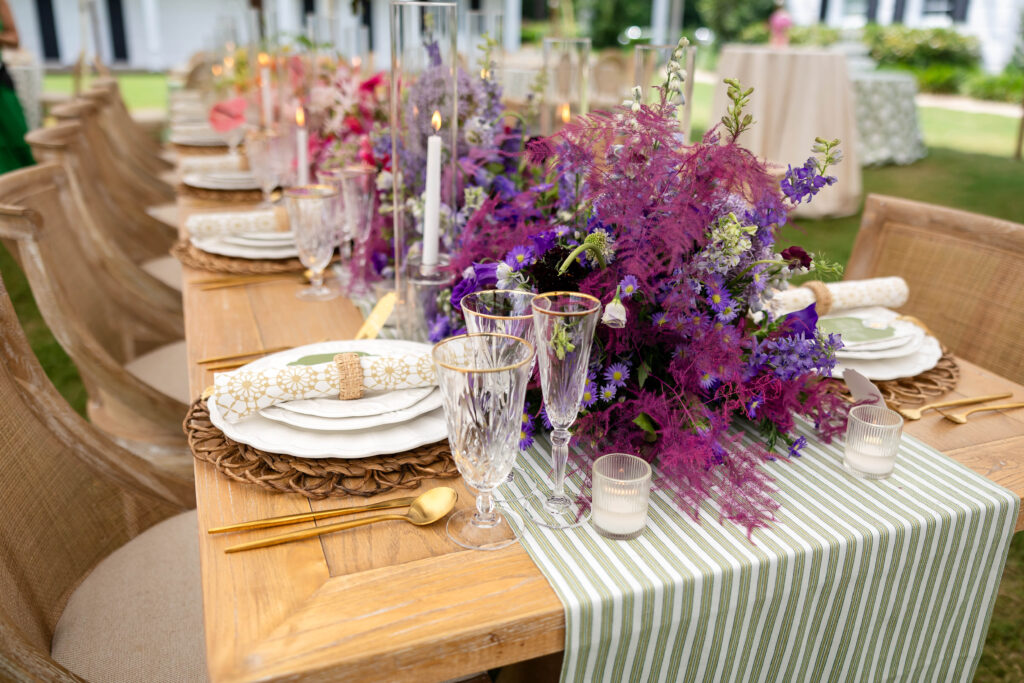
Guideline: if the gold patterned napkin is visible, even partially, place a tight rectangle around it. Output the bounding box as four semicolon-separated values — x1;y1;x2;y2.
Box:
210;352;436;422
768;277;909;316
185;208;289;239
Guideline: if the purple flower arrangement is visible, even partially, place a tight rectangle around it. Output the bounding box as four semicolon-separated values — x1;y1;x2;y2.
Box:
443;54;849;534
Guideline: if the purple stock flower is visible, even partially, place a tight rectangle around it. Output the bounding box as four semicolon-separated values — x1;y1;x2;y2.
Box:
619;275;639;299
492;174;517;199
780;158;837;205
604;362;630;387
530;230;557;257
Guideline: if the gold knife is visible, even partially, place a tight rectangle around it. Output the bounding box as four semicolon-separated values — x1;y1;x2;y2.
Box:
207;496;418;534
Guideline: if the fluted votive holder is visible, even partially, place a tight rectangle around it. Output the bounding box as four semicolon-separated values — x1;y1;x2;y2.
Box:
843;404;903;480
592;453;652;540
397;253;453;343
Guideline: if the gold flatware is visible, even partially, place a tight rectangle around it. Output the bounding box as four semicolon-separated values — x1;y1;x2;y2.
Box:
208;496;419;534
354;291;397;340
896;393;1013;421
199;278;300;292
940;402;1024;425
225;487;458;553
198;344;295;365
190;274;292;286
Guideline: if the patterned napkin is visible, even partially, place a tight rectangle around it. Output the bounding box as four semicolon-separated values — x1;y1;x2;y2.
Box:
185;208;288;239
210;352;436;422
178;154;244;176
768;276;908;316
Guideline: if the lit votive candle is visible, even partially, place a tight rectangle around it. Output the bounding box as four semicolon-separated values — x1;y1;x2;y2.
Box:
843;404;903;480
592;453;652;540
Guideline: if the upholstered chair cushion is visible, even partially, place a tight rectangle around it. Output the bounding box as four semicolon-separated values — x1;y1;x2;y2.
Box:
141;254;184;291
51;510;207;682
146;203;180;230
124;339;191;404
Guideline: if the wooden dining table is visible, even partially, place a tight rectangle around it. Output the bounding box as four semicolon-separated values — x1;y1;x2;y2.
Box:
179;196;1024;682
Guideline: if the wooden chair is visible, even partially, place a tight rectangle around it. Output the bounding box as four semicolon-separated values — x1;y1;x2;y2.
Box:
25;122;182;292
0;270;204;682
0;163;193;478
88;77;171;168
846;194;1024;384
81;84;171;179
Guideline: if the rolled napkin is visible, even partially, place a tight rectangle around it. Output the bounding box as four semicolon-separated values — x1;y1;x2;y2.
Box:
178;154;244;176
211;352;436;422
767;277;908;316
185;208;289;239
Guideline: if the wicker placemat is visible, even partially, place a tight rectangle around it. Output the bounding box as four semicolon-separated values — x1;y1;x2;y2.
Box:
833;346;960;408
184;399;459;498
171;142;230;156
171;240;310;275
178;183;264;203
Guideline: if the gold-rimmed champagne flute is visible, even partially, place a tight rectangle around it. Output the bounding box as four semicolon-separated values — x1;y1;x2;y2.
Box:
283;185;338;301
529;291;601;529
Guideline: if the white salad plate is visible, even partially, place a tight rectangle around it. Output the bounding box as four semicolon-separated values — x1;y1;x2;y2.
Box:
182;172;260;191
190;235;298;260
208;339;445;458
220;232;295;248
823;307;941;381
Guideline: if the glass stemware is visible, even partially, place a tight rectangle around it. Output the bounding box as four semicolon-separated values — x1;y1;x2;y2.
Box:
529;291;601;528
316;165;352;292
337;165;377;296
246;128;285;207
283;185;339;301
461;289;538;498
432;333;535;550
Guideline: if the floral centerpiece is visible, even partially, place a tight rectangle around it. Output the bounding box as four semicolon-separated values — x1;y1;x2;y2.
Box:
443;39;848;532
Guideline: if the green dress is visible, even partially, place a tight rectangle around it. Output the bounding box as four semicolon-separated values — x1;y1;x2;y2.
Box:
0;19;34;173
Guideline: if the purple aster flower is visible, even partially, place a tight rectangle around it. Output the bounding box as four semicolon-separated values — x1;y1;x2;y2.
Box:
619;275;639;299
698;371;717;391
580;381;597;408
652;311;669;327
746;396;764;419
540;406;553;430
788;435;808;457
705;278;732;313
504;245;535;271
519;430;534;450
604;362;630;387
599;383;617;402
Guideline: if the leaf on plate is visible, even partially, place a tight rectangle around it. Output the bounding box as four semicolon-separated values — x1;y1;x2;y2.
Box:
288;351;371;366
817;317;894;343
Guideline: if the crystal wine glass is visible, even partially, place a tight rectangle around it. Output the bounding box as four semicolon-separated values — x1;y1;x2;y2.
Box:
529;291;601;528
337;165;377;296
316;165;352;291
283;185;339;301
246;128;285;207
432;333;535;550
461;289;538;499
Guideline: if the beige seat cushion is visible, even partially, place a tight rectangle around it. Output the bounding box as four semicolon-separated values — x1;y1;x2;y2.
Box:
146;202;180;229
52;510;207;683
125;339;191;404
141;254;183;291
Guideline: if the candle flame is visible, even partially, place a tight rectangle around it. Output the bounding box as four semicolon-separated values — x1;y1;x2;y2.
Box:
211;64;223;77
257;52;271;67
480;68;488;79
295;106;306;127
559;103;571;124
223;56;235;70
431;110;442;132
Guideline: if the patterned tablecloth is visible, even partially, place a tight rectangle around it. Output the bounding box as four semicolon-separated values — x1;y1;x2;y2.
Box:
852;71;927;166
503;422;1018;683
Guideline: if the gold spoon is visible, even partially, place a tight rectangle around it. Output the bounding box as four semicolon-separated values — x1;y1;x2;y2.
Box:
224;487;458;553
940;402;1024;425
896;393;1013;421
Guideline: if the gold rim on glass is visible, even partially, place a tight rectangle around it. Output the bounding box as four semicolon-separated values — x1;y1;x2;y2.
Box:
432;333;536;374
461;289;537;321
531;290;602;317
283;184;338;199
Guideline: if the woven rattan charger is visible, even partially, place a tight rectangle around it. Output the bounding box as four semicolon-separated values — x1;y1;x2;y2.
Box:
184;399;459;498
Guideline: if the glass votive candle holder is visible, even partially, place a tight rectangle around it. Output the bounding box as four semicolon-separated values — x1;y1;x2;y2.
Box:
843;404;904;480
592;453;652;540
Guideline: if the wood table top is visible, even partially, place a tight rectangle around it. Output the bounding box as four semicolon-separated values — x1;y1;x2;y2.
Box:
181;198;1024;682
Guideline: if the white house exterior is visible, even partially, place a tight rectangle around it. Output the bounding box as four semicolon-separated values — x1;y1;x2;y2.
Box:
789;0;1024;72
8;0;521;71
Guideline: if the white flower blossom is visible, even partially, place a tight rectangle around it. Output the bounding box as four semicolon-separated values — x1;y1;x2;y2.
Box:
601;297;627;328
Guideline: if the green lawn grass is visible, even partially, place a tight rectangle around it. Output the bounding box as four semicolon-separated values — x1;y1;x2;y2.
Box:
12;72;1024;681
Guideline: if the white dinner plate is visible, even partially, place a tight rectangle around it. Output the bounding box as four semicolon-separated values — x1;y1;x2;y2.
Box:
834;323;926;360
829;335;942;381
259;388;443;431
190;235;298;260
208;339;445;458
182;172;260;191
220;232;295;248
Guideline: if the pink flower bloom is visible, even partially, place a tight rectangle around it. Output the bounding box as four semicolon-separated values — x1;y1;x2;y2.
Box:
208;97;247;132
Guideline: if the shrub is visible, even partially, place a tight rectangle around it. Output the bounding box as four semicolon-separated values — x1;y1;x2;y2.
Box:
863;24;980;69
738;21;840;46
963;69;1024;103
910;63;969;94
696;0;775;43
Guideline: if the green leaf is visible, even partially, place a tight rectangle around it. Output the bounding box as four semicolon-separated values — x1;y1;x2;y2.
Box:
288;352;371;366
637;360;651;389
632;412;658;443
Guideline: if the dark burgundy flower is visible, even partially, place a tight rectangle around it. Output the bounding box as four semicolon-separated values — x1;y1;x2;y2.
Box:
781;246;812;270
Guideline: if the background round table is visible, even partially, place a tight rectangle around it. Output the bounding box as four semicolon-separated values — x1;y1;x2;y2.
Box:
713;44;863;218
851;70;926;166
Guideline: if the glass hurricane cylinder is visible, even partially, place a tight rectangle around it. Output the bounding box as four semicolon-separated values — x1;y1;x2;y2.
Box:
541;37;590;135
432;333;535;550
461;10;503;75
389;1;459;321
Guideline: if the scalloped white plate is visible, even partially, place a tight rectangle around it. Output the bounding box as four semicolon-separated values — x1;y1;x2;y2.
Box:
259;389;443;431
190;235;298;260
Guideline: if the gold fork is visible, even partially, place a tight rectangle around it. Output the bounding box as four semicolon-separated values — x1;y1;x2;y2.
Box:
896;393;1012;421
939;402;1024;425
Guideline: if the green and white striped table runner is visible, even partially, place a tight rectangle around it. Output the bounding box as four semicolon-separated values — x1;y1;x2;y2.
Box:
500;422;1019;683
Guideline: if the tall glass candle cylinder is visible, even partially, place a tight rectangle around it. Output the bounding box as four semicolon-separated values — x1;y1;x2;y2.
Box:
541;37;590;135
389;1;458;324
